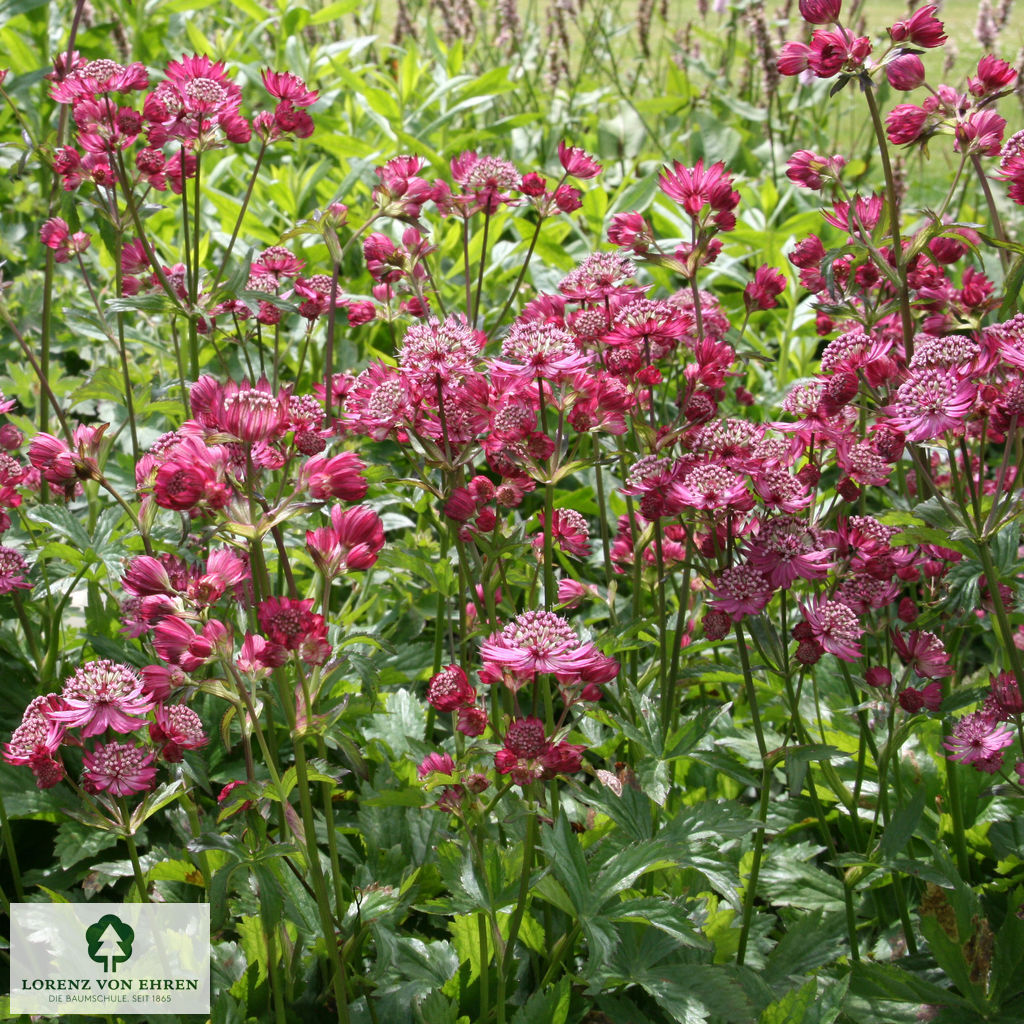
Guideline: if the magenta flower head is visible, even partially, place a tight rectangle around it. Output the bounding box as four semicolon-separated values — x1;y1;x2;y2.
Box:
886;52;926;91
47;660;154;737
480;610;601;689
944;711;1014;773
777;42;812;76
82;741;157;796
149;704;208;762
417;751;456;780
0;546;32;594
261;69;318;107
798;0;840;24
889;5;947;47
302;451;368;501
558;140;602;179
744;265;787;311
426;665;476;712
799;598;863;661
786;149;846;190
306;505;385;576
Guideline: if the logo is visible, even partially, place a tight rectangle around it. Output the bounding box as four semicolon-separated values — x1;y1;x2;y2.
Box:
86;914;135;973
11;903;210;1015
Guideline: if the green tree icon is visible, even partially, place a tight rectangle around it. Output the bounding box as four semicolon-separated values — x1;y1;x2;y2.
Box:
86;914;135;973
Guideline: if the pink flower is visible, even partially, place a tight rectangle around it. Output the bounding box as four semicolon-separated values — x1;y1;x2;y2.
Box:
658;159;739;223
47;660;154;737
426;666;476;712
969;56;1017;97
807;30;872;78
82;741;157;796
480;610;603;687
744;265;787;310
39;217;90;262
891;629;953;678
535;508;591;558
4;695;66;786
449;151;521;214
708;564;773;621
417;751;456;779
799;0;841;23
457;707;488;736
0;546;32;594
558;140;601;179
786;150;846;190
149;704;208;762
889;5;947;48
884;368;977;441
261;69;318;107
306;505;385;576
302;450;369;501
777;42;812;76
153;616;225;672
800;598;863;661
944;711;1013;772
886;52;926;91
886;103;930;145
257;596;327;656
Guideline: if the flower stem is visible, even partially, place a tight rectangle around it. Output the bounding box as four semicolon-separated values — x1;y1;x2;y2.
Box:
861;81;915;360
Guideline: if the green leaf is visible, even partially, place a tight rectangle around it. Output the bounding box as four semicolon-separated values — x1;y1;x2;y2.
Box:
542;812;593;918
511;977;571;1024
850;960;972;1010
25;504;93;550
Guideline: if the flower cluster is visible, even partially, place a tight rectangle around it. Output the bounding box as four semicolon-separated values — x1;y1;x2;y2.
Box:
2;660;206;793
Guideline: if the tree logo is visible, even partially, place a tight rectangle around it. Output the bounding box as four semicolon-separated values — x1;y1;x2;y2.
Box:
85;914;135;973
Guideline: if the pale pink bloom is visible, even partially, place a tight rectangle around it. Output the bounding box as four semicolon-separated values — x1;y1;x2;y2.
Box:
47;660;154;737
82;741;157;795
480;610;602;686
4;695;66;783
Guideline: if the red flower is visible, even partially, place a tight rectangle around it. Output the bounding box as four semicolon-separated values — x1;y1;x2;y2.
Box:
744;264;787;310
257;596;328;660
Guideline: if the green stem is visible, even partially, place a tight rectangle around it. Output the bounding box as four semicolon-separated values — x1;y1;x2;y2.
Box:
861;80;915;360
734;621;769;966
122;826;150;903
0;790;24;901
